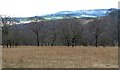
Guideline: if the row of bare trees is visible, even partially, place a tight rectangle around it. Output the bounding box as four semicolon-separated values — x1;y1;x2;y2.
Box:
1;10;119;47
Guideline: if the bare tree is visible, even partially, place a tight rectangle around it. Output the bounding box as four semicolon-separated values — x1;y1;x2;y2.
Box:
49;22;57;46
118;10;120;47
29;18;43;47
1;16;14;47
66;19;83;47
59;18;84;47
88;18;105;47
59;19;71;47
107;10;118;46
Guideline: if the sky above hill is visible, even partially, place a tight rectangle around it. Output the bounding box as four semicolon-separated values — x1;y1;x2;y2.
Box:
0;0;119;17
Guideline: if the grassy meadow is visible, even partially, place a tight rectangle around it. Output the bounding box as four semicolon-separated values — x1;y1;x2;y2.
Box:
2;46;118;68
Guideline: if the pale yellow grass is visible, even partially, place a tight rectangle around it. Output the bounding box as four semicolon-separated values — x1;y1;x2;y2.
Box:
2;46;118;68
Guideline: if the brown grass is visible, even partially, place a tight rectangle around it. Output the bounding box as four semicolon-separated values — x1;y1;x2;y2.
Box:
2;46;118;68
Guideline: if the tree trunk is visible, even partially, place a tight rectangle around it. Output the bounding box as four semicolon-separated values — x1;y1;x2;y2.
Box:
95;35;98;47
111;40;115;47
36;32;39;47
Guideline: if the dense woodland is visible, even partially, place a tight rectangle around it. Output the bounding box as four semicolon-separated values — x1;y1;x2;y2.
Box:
1;10;119;47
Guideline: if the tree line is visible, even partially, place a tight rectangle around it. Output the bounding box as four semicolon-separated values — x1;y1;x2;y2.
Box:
1;10;119;47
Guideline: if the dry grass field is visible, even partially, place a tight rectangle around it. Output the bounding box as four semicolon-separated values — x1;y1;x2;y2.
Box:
2;46;118;68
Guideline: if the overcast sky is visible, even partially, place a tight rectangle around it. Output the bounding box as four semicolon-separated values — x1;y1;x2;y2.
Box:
0;0;119;17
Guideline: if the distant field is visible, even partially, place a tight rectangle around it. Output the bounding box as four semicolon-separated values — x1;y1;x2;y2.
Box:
2;46;118;68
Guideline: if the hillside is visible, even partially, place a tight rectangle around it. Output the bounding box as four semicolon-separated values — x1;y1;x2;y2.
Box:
0;8;116;24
